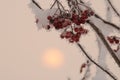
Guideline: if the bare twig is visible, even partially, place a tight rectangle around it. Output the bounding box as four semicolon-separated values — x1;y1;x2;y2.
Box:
77;43;117;80
87;21;120;67
94;14;120;30
32;0;43;10
50;0;57;9
79;0;84;3
56;0;61;13
58;1;66;11
107;0;120;18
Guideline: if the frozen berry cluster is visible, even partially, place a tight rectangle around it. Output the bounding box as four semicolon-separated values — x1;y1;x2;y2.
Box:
107;36;119;44
60;27;88;43
107;36;120;52
46;9;94;43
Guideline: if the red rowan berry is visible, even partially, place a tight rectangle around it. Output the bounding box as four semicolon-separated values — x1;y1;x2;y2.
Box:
47;16;52;20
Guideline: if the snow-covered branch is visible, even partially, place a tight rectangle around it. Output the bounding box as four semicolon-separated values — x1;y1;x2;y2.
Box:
77;43;117;80
87;20;120;67
94;14;120;30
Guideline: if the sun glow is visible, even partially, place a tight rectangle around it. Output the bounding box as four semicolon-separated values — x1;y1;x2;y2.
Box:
41;48;64;68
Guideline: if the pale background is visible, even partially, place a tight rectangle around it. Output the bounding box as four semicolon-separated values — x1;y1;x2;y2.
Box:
0;0;120;80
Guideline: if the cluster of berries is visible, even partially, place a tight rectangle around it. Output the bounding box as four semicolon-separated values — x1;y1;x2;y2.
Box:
60;27;88;43
107;36;119;44
47;15;71;30
46;9;94;43
107;36;120;52
71;10;94;25
47;10;94;29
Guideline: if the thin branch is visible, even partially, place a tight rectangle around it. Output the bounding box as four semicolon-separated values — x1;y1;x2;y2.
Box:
56;0;61;11
50;0;66;10
79;0;84;3
32;0;43;10
75;0;81;14
75;0;120;30
87;21;120;67
58;1;66;11
67;0;71;8
94;14;120;30
50;0;57;9
77;43;117;80
107;0;120;18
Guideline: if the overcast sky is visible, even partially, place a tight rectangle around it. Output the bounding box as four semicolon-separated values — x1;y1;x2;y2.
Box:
0;0;120;80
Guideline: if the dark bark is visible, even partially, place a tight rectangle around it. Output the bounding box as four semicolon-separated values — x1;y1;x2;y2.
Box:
94;14;120;30
87;20;120;67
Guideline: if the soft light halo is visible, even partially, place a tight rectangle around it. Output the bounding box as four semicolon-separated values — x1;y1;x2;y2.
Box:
41;48;64;69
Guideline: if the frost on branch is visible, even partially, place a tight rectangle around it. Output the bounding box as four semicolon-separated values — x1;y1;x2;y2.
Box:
29;2;59;30
80;61;91;80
